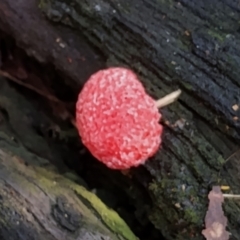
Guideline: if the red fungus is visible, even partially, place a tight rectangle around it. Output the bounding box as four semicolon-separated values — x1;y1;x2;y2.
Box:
76;67;180;170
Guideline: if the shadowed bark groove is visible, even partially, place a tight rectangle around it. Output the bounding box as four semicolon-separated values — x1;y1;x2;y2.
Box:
0;78;137;240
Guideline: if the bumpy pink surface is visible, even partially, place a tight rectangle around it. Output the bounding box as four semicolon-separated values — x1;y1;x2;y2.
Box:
76;67;163;169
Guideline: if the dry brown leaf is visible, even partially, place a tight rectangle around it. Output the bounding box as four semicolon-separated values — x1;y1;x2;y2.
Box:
202;186;230;240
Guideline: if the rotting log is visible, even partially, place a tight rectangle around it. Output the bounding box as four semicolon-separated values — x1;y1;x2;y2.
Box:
0;0;240;239
0;78;138;240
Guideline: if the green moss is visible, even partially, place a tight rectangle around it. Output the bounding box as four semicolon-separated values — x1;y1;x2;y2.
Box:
217;156;225;165
175;39;190;51
38;0;49;10
207;29;226;42
2;158;137;240
181;81;193;90
156;0;174;6
73;185;137;240
183;207;202;224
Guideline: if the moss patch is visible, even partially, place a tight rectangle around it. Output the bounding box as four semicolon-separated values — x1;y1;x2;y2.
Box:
73;185;138;240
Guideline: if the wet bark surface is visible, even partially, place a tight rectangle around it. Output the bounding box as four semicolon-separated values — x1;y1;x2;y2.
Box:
0;0;240;239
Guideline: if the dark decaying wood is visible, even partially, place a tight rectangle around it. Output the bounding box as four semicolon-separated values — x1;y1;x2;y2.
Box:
0;0;240;239
0;78;137;240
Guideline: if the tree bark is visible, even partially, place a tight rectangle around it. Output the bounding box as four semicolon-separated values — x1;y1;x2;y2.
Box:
0;78;137;240
0;0;240;239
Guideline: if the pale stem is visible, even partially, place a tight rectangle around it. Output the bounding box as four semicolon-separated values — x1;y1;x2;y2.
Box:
223;194;240;199
155;89;182;108
72;89;182;128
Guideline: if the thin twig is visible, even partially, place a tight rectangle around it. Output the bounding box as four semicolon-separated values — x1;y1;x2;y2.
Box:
218;148;240;180
0;69;76;125
0;69;62;103
224;148;240;164
0;69;182;127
